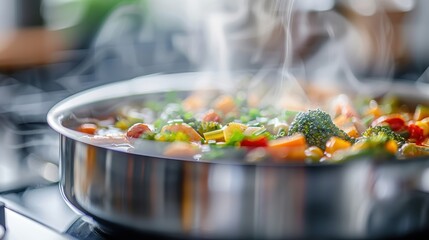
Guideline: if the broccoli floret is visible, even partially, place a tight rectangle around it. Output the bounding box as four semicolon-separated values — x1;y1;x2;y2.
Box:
287;109;352;150
329;126;405;163
355;134;392;150
362;126;405;146
329;134;395;162
193;121;222;136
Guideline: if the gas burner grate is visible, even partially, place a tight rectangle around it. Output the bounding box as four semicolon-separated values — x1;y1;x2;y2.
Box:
66;217;190;240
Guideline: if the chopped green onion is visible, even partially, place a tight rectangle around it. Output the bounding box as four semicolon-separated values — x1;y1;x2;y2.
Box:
167;119;184;124
253;127;267;136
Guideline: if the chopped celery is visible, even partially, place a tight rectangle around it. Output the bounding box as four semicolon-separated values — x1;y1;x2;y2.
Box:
203;129;225;141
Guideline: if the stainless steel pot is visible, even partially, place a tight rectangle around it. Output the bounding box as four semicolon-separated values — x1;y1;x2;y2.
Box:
47;72;429;239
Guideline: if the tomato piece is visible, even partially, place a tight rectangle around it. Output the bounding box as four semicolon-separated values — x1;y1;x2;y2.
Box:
372;114;406;132
408;123;425;145
160;123;202;142
126;123;151;138
240;136;268;149
77;123;97;135
385;118;407;131
202;109;221;123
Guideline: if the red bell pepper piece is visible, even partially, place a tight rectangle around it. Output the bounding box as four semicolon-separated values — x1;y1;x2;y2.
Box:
372;114;406;132
408;123;425;145
240;136;269;149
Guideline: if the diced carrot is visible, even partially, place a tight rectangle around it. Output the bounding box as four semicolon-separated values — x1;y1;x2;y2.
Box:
385;140;398;154
268;133;306;148
77;123;97;135
305;146;324;162
267;145;307;162
267;134;307;161
325;137;352;155
214;95;236;115
365;101;383;118
182;93;205;112
344;126;359;138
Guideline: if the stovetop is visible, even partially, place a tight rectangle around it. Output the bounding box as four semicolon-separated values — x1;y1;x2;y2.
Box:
1;204;69;240
0;185;187;240
0;184;77;240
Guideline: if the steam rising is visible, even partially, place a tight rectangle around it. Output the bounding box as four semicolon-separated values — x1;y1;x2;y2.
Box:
2;0;425;122
182;0;416;108
43;0;423;107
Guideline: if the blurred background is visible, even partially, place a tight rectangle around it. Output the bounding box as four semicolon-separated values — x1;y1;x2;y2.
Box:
1;0;429;233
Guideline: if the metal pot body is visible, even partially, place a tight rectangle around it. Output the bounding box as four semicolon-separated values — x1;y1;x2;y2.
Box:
49;72;429;238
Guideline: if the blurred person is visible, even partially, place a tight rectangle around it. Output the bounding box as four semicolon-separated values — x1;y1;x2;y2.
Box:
0;0;63;71
0;0;132;72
